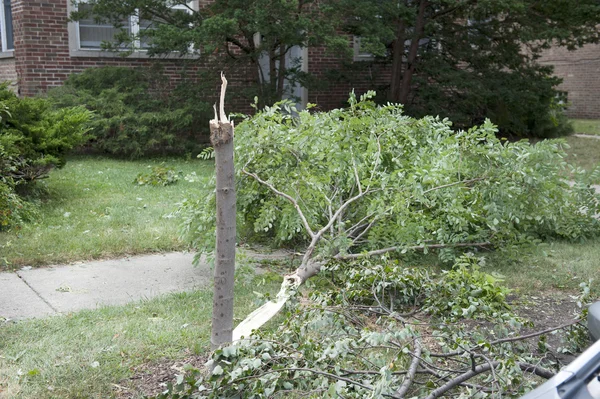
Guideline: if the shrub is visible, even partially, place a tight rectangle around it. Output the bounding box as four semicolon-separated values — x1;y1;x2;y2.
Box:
0;85;91;183
0;85;90;230
47;66;214;158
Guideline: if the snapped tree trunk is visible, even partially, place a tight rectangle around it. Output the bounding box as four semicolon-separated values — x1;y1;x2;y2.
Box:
210;73;236;349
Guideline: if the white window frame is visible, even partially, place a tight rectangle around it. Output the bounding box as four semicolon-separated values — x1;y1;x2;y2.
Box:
68;0;198;58
353;36;374;62
0;0;14;57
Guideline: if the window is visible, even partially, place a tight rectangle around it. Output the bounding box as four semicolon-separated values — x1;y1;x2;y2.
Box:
73;1;193;52
353;37;374;61
77;3;129;49
0;0;14;52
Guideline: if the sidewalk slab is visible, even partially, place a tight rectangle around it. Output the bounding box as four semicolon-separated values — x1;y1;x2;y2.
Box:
16;252;210;314
0;273;56;320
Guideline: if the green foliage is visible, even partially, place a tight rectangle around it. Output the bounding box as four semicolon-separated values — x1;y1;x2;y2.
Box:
326;254;512;322
47;66;213;158
181;94;600;263
134;164;182;186
152;256;586;399
70;0;599;138
0;86;90;230
70;0;348;107
0;86;91;181
336;0;599;138
0;181;37;230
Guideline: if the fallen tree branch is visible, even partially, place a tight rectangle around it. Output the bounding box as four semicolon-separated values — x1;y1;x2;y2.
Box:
394;340;422;398
430;318;581;358
336;241;492;260
424;361;500;399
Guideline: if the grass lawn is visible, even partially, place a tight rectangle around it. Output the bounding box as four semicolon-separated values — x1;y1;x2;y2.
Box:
482;239;600;296
0;157;213;270
0;273;282;399
571;119;600;136
563;135;600;184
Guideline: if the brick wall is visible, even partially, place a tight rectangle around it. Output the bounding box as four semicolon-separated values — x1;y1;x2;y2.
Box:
538;43;600;119
7;0;393;112
307;43;391;111
10;0;212;97
0;57;17;91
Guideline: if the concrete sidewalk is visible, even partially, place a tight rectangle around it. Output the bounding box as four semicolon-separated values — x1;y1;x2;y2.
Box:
0;250;291;321
0;252;207;320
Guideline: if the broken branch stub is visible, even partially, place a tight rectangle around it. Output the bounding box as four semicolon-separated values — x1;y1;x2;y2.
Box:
210;73;236;349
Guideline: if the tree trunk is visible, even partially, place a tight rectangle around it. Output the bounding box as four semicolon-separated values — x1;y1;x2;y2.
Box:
277;44;287;100
388;19;406;102
398;0;428;105
210;73;236;349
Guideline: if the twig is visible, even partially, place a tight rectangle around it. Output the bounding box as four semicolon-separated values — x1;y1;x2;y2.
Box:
418;177;486;197
242;168;315;238
424;361;500;399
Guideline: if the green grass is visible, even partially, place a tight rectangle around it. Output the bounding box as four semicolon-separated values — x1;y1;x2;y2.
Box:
0;274;282;399
481;239;600;296
564;135;600;182
571;119;600;136
0;157;213;269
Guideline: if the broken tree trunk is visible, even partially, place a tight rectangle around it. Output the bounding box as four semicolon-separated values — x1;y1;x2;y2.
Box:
210;73;236;349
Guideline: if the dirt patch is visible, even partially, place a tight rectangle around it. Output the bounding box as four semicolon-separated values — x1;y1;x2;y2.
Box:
114;354;207;399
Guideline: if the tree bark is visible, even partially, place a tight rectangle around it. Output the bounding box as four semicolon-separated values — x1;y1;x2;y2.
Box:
210;73;236;349
277;44;287;100
398;0;428;105
389;19;406;102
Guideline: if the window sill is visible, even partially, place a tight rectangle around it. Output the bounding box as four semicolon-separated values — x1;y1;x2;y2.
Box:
69;48;199;60
0;50;14;59
353;54;375;62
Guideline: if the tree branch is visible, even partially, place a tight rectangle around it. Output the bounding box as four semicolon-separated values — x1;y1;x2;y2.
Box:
242;168;315;238
336;241;492;260
424;361;500;399
419;177;486;197
395;340;422;398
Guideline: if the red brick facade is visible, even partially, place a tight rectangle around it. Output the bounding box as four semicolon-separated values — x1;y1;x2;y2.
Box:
538;43;600;119
0;0;214;97
0;0;385;111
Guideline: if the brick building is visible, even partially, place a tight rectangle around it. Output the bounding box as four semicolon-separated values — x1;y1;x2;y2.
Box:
0;0;384;111
538;43;600;119
1;1;594;118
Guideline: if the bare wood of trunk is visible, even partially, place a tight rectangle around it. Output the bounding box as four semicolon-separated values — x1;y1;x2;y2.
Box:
210;73;236;349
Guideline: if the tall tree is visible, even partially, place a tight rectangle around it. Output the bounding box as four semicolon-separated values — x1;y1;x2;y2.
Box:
336;0;600;136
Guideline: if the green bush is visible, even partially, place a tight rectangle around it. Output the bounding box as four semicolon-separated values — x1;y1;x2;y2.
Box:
0;85;90;230
0;181;37;229
0;86;91;183
47;66;214;158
